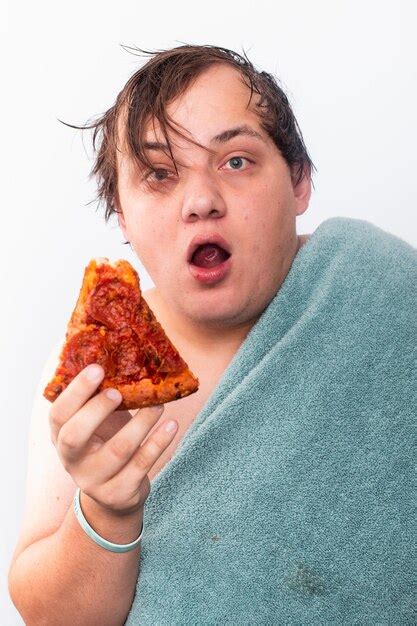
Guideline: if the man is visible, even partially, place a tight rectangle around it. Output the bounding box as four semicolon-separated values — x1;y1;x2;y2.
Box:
8;45;415;624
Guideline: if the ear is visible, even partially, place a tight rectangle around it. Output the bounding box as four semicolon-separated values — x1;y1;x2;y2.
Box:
291;164;312;217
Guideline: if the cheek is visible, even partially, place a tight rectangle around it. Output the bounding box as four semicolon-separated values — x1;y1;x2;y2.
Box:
237;209;268;265
125;209;156;247
124;215;153;264
254;177;294;228
239;185;293;258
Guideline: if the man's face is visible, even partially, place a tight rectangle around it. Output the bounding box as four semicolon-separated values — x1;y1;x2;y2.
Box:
117;63;310;329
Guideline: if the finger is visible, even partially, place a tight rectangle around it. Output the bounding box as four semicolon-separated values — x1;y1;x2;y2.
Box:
84;404;166;483
56;389;125;464
99;417;178;501
49;364;105;441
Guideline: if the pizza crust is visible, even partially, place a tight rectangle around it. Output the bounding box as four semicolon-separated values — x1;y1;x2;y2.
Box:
100;369;199;411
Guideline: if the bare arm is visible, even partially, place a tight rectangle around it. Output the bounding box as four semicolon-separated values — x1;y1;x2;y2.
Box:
8;343;178;626
9;494;144;626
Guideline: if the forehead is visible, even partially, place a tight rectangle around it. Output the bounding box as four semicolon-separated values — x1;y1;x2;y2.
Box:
116;63;268;176
144;63;264;146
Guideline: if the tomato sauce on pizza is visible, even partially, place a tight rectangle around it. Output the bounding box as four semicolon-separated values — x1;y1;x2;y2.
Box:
43;258;199;410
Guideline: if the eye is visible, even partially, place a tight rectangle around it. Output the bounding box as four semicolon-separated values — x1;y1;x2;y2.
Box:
144;168;173;182
222;156;253;171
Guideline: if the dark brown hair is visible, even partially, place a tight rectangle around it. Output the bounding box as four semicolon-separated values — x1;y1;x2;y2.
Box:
61;43;316;224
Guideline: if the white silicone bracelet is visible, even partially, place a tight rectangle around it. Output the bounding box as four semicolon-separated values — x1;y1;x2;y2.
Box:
73;487;144;553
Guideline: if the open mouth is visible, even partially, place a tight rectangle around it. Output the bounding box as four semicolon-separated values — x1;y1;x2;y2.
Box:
189;243;231;269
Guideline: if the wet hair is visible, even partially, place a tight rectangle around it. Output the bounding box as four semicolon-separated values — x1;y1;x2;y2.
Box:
60;43;316;225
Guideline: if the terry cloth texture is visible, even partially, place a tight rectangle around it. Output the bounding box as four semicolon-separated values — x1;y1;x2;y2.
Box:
125;217;416;625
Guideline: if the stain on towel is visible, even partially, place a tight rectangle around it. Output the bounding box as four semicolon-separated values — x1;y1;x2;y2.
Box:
285;561;326;596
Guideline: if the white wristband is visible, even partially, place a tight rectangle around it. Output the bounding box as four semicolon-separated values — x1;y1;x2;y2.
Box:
73;487;144;553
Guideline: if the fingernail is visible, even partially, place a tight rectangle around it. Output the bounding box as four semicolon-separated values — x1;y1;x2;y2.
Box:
85;364;103;380
152;404;164;412
105;388;122;402
164;420;177;433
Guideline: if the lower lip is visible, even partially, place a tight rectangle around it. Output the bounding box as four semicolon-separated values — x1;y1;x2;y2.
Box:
188;256;232;284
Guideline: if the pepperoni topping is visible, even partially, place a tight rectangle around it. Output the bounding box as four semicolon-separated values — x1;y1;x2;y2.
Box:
61;270;186;385
86;277;140;330
107;327;145;378
135;322;186;373
57;328;110;382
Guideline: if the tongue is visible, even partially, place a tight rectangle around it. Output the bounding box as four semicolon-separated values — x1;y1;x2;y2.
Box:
191;244;229;268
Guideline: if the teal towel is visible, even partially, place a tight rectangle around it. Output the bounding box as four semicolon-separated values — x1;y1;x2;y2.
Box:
125;217;416;625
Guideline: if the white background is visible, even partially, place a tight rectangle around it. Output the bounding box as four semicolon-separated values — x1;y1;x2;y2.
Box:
1;0;416;622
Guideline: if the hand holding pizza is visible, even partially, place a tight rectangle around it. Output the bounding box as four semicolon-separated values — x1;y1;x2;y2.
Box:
49;362;179;516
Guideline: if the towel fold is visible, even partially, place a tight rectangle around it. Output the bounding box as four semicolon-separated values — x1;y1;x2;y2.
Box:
125;217;416;625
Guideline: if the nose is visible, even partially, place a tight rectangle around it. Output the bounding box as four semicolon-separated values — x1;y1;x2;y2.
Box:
181;172;227;222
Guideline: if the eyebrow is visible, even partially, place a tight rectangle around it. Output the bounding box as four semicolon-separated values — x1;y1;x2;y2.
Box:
143;124;265;152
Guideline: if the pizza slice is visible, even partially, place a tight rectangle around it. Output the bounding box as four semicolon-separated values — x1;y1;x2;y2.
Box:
43;257;199;410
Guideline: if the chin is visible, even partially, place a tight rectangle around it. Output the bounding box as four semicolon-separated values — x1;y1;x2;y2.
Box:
183;292;255;325
185;294;236;314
